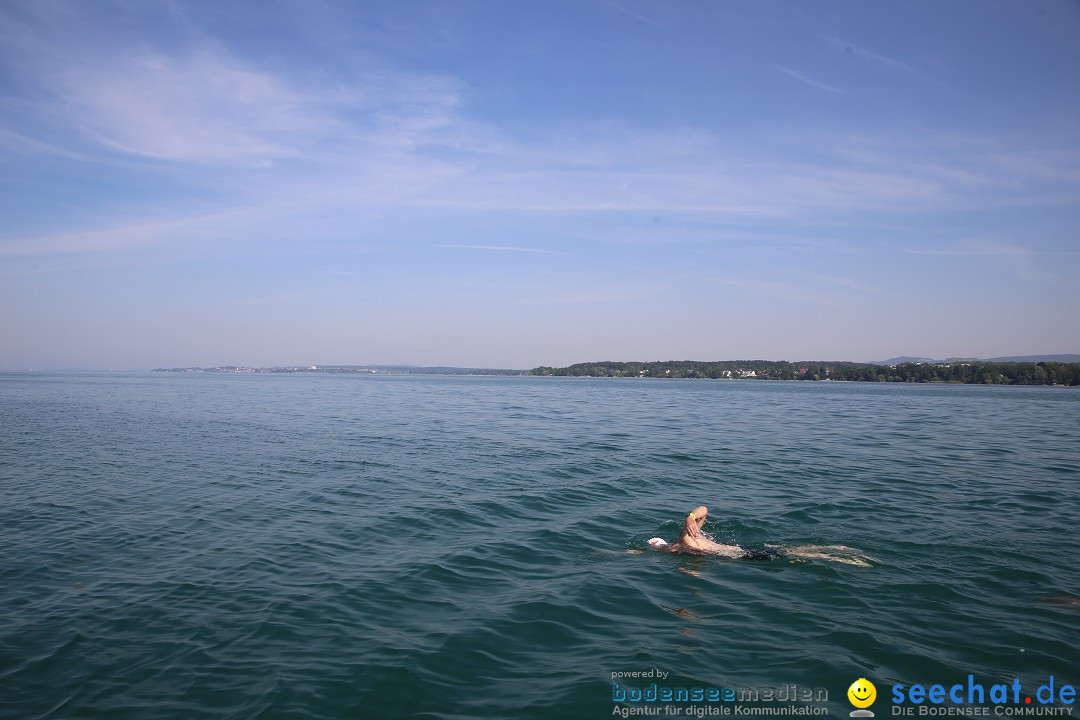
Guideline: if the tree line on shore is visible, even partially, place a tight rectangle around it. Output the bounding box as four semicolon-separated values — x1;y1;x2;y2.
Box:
528;360;1080;386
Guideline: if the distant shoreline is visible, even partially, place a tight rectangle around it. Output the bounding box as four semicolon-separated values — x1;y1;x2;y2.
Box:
21;359;1080;387
527;360;1080;386
151;365;526;376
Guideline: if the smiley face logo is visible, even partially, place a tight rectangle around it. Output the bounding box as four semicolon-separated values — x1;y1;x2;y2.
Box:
848;678;877;709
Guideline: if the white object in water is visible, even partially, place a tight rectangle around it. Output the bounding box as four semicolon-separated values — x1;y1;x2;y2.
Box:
647;537;668;547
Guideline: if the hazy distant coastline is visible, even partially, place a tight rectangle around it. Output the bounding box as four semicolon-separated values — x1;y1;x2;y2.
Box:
152;365;526;376
152;356;1080;386
529;358;1080;386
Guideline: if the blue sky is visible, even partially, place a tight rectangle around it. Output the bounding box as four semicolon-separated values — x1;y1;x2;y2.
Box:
2;0;1078;369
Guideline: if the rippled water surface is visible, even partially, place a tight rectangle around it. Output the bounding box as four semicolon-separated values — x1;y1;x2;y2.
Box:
2;373;1078;719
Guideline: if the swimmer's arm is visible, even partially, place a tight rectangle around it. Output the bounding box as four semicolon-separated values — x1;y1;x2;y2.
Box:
684;505;708;538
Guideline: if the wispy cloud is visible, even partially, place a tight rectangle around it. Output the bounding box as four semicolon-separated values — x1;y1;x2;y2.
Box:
906;242;1039;258
905;241;1072;284
523;285;657;306
793;271;889;296
819;34;915;74
0;126;92;161
0;1;475;167
776;66;846;95
2;1;1078;267
58;50;326;162
0;207;256;258
48;49;469;166
713;276;835;306
608;2;668;29
434;244;553;254
7;126;1078;262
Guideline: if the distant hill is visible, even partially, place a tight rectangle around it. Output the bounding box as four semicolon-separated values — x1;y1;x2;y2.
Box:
870;354;1080;365
872;356;937;365
984;354;1080;363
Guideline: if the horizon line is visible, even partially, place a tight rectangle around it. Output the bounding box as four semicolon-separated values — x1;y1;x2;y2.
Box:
6;353;1079;373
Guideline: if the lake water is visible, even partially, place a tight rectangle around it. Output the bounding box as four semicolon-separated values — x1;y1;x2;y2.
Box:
1;373;1078;719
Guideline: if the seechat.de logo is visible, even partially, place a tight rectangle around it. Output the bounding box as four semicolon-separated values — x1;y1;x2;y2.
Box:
849;678;878;718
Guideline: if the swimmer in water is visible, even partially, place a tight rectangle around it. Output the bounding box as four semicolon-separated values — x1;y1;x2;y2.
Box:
651;505;870;566
665;505;768;561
